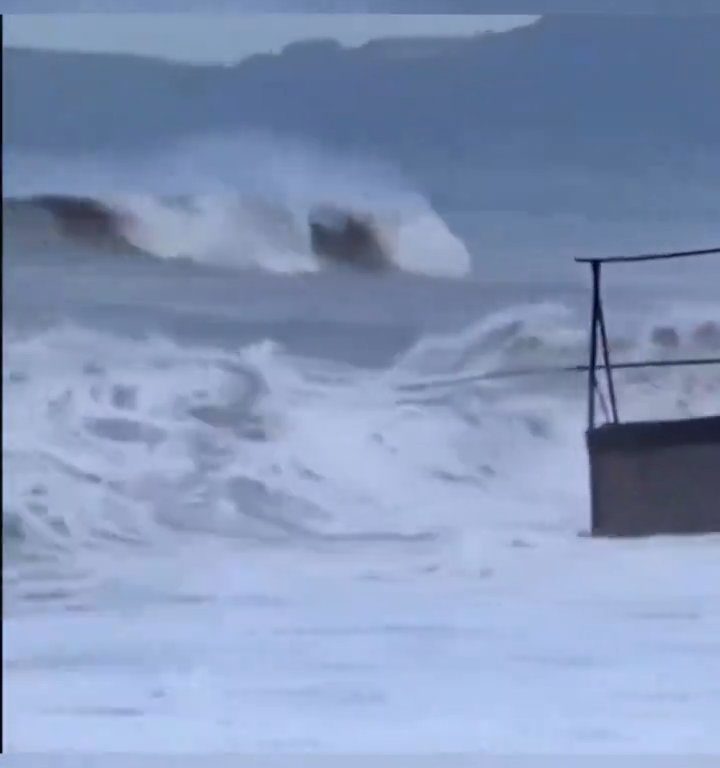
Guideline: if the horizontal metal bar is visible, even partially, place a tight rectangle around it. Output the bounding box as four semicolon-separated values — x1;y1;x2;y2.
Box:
590;357;720;372
397;356;720;392
576;246;720;264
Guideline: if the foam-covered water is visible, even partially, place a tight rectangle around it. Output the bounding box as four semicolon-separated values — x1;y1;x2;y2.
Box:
4;136;720;753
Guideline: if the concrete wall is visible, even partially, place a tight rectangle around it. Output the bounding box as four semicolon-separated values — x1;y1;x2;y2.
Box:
588;415;720;536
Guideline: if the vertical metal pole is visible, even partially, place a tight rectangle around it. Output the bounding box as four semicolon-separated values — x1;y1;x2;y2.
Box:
597;299;619;423
595;379;611;424
587;261;600;431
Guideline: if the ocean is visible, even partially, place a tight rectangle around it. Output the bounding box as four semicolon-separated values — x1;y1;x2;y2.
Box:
3;136;720;753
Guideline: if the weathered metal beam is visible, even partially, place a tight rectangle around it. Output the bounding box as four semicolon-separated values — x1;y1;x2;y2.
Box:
576;246;720;264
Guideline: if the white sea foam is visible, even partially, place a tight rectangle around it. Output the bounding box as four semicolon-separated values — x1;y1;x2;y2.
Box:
4;306;720;752
5;303;718;577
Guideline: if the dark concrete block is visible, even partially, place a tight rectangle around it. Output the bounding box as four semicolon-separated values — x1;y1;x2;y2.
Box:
587;415;720;536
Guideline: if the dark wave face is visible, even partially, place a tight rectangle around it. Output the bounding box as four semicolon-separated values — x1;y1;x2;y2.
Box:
309;205;392;272
29;194;122;237
4;194;147;255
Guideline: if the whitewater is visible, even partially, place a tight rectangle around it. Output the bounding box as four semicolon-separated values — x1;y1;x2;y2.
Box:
3;137;720;754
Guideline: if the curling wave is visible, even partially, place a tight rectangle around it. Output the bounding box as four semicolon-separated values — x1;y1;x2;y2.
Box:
3;191;470;277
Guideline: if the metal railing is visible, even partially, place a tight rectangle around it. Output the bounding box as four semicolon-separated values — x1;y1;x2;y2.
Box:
396;246;720;413
577;246;720;431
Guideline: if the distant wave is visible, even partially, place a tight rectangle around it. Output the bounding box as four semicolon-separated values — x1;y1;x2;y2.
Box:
4;194;146;256
4;191;470;277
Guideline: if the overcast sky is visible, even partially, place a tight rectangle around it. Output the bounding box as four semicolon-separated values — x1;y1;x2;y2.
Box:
3;14;539;64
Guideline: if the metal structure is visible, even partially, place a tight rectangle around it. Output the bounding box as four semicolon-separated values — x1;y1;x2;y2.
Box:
397;245;720;537
578;246;720;537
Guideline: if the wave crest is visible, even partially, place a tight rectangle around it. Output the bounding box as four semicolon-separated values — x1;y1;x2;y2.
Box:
5;191;470;277
4;133;472;277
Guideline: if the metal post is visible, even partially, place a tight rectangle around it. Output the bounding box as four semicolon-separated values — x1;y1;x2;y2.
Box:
587;261;601;431
596;278;619;423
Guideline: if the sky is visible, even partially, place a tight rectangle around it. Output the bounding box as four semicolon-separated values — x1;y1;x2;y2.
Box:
3;14;539;64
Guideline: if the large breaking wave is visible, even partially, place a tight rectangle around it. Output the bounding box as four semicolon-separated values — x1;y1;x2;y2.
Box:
3;135;471;277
